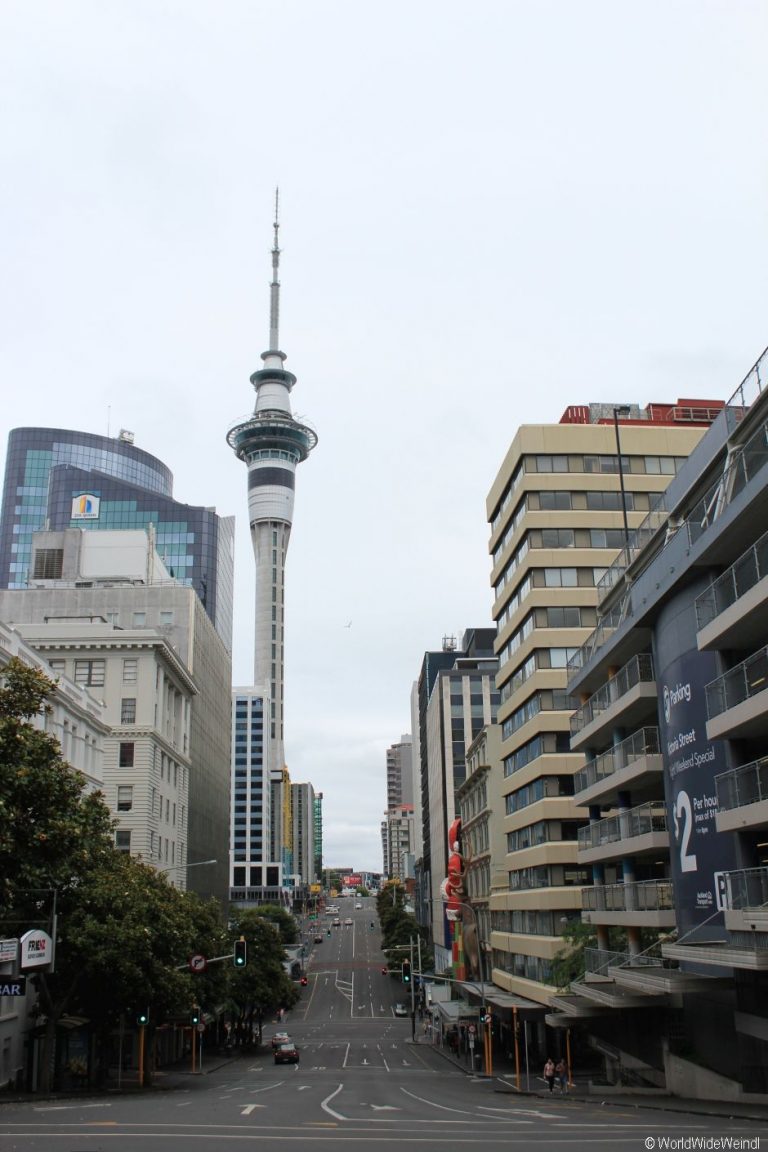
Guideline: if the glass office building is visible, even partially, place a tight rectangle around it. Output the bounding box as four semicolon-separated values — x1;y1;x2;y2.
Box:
0;428;234;652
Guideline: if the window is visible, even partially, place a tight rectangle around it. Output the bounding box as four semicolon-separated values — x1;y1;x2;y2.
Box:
74;659;105;687
536;490;572;511
543;568;578;587
132;612;146;627
117;785;133;812
119;742;135;767
48;659;65;676
532;455;569;473
115;830;131;853
160;611;174;625
121;698;136;724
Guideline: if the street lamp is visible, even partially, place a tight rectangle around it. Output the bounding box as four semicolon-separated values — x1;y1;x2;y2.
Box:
612;406;632;547
160;859;217;886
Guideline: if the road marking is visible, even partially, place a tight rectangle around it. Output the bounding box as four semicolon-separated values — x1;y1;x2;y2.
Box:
479;1106;559;1118
342;1042;351;1069
298;1085;311;1091
34;1104;111;1113
320;1083;346;1121
400;1087;522;1118
241;1104;266;1115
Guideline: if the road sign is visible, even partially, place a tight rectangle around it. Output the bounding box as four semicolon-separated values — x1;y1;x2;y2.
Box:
468;1024;476;1035
0;939;18;963
196;1022;206;1033
189;954;207;973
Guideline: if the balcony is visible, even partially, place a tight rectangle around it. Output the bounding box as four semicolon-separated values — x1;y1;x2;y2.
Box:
577;801;668;864
582;879;676;928
715;758;768;833
695;530;768;651
705;646;768;741
574;727;662;807
722;867;768;936
570;654;657;751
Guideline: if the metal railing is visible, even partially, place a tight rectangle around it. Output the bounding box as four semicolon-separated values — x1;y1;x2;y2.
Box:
567;594;631;684
722;867;768;911
575;727;660;795
584;946;664;976
577;801;667;852
695;528;768;630
715;757;768;812
726;344;768;412
705;646;768;720
582;879;674;913
570;653;655;735
596;495;671;604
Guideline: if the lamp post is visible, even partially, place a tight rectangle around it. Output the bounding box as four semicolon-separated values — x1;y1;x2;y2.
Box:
160;858;217;887
613;406;631;547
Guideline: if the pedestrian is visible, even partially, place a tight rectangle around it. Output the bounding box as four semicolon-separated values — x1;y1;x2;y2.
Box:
555;1057;568;1094
543;1057;555;1093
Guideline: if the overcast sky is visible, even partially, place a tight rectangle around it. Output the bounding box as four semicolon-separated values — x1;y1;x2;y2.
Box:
1;1;766;871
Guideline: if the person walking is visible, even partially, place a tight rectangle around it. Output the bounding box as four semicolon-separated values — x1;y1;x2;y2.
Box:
555;1057;568;1094
543;1057;556;1093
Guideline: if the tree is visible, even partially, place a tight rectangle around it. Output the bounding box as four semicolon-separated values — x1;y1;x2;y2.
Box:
227;910;300;1046
0;659;116;917
550;920;598;989
244;903;298;947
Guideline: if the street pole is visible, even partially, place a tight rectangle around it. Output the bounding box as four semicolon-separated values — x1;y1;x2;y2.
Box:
512;1005;521;1090
410;935;416;1042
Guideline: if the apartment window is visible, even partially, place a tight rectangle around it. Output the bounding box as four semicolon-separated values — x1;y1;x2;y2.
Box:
121;698;136;724
132;612;146;627
532;455;569;473
536;490;572;511
117;786;133;812
119;742;135;767
543;568;578;587
74;659;105;687
115;830;131;853
160;611;174;625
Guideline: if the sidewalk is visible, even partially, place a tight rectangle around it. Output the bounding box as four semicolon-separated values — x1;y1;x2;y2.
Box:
414;1037;768;1124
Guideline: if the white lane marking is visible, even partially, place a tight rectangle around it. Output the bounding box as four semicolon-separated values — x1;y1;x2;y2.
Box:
298;1085;311;1091
382;1056;390;1071
400;1086;530;1119
321;1083;346;1121
479;1106;559;1118
342;1041;351;1068
34;1103;111;1112
241;1104;266;1115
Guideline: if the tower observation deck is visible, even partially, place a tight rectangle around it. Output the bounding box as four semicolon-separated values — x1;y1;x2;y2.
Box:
227;197;317;774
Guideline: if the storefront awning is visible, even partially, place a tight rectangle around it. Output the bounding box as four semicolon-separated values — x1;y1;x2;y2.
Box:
433;999;478;1021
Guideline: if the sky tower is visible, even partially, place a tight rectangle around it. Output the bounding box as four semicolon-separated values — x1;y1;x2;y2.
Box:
227;195;317;781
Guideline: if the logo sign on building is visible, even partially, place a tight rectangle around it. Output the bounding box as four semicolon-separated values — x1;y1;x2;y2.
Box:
345;875;362;889
0;938;18;963
20;929;53;969
0;976;26;997
71;493;100;520
656;585;738;940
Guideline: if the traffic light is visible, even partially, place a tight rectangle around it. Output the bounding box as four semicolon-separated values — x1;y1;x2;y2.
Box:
233;937;247;968
191;1006;200;1025
402;960;411;984
137;1010;148;1026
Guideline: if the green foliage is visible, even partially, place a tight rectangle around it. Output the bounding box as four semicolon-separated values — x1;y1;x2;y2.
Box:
549;920;597;989
238;903;298;946
0;659;116;917
228;909;300;1028
376;884;432;973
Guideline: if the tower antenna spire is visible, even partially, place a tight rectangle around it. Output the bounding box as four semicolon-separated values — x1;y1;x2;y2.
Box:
269;187;281;353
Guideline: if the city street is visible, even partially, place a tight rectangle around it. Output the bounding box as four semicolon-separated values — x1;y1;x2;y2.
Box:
1;901;766;1148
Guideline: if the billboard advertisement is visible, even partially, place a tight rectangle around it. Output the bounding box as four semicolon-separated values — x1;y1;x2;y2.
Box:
655;583;738;940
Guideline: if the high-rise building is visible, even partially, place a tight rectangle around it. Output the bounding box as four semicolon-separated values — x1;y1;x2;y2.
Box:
291;781;316;888
0;427;234;652
553;353;768;1096
486;400;721;1008
412;629;499;969
226;205;317;785
313;792;323;882
383;803;415;882
0;526;232;905
386;735;413;808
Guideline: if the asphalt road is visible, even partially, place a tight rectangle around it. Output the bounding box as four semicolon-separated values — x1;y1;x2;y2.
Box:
1;898;766;1149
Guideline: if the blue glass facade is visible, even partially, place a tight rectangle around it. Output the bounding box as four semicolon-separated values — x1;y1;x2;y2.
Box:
0;428;233;652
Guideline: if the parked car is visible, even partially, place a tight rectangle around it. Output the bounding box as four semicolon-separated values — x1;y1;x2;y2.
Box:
344;917;353;926
394;1003;408;1017
274;1040;299;1064
313;934;323;944
271;1031;290;1050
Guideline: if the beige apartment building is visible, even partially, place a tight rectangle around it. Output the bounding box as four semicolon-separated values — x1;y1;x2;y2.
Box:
486;401;721;1006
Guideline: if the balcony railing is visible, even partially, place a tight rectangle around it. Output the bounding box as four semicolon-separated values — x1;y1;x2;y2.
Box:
596;495;671;604
567;598;628;681
570;653;655;735
582;879;674;913
577;801;667;852
695;528;768;631
575;727;660;795
716;757;768;813
583;946;664;976
723;867;768;911
705;646;768;720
